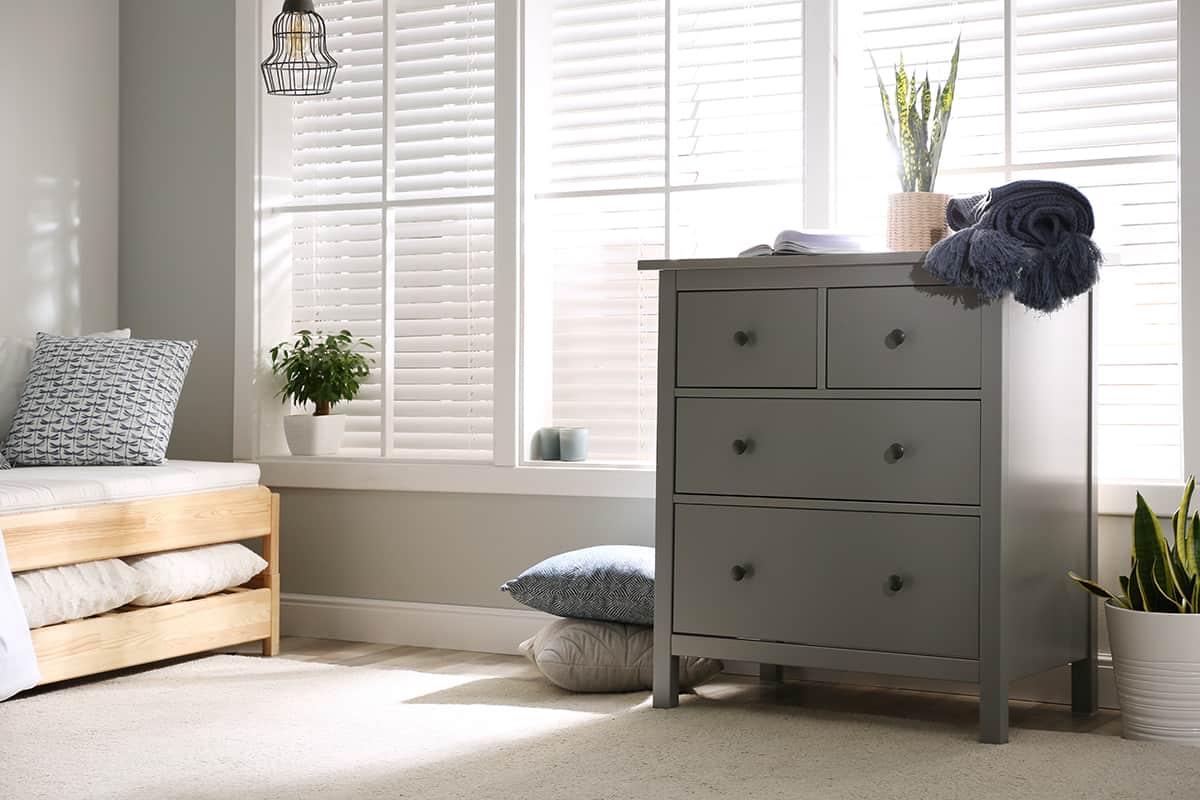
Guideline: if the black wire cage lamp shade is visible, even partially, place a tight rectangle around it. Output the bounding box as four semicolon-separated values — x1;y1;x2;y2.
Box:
261;0;338;96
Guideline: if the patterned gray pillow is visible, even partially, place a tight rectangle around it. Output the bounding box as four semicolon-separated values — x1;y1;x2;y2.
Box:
501;545;654;625
2;334;196;467
0;451;9;469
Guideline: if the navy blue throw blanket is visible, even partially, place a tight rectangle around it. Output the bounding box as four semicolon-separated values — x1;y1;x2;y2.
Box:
924;179;1102;312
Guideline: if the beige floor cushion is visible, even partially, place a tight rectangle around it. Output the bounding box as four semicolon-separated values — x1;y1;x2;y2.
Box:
520;617;722;693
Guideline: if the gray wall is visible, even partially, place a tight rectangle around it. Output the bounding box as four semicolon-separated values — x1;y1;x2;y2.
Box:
278;489;654;609
119;0;237;461
0;1;119;338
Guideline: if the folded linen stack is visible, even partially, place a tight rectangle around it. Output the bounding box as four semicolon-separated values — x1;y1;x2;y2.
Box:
501;545;721;692
924;179;1102;312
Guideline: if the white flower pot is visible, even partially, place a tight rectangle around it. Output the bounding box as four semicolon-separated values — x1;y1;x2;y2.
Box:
1106;601;1200;745
283;414;346;456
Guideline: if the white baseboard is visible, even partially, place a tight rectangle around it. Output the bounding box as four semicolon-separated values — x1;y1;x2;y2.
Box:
282;593;1118;708
281;593;552;655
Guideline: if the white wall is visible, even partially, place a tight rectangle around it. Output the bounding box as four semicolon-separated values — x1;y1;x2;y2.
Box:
0;1;120;338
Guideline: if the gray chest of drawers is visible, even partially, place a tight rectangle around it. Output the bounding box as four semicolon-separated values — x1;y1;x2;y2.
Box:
644;253;1097;744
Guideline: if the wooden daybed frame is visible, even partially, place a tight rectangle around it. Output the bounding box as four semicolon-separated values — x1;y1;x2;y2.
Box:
3;485;280;685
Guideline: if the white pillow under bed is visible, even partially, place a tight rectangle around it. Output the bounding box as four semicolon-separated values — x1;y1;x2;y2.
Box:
15;559;146;629
125;543;268;606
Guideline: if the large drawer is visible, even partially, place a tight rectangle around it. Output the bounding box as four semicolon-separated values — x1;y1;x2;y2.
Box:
826;286;982;389
674;398;980;505
672;504;980;659
676;289;818;388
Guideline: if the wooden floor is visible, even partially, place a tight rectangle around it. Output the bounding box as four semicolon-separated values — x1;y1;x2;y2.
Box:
229;636;1123;737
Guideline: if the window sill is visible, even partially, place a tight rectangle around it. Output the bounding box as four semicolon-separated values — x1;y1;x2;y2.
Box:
1098;481;1187;517
252;457;1180;511
252;457;656;499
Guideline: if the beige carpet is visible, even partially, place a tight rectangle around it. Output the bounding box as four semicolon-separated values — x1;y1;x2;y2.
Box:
1;655;1193;799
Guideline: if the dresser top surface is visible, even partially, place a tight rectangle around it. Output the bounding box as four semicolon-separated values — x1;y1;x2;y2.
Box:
638;252;928;271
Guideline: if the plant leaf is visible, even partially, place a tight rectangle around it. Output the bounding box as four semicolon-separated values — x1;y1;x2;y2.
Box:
1133;559;1152;612
1067;571;1120;602
928;34;960;190
1192;511;1200;578
1173;476;1195;571
868;48;903;189
1133;492;1174;611
896;61;915;192
907;95;930;191
1151;557;1186;612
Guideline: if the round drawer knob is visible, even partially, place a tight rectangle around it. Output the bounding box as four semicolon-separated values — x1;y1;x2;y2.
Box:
888;574;905;592
732;438;751;455
733;330;753;347
886;442;905;462
886;328;907;349
731;564;750;582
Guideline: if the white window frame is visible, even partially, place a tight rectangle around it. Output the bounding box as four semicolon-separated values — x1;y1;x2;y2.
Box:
234;0;1196;506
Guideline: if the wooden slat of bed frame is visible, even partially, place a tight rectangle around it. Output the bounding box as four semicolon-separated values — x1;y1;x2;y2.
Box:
2;486;273;572
31;587;273;685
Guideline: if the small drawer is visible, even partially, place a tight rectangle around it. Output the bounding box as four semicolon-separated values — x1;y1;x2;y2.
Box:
675;398;980;505
676;289;817;388
826;286;982;389
672;504;980;659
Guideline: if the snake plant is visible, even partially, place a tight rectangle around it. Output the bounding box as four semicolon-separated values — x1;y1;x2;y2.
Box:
871;35;960;193
1070;477;1200;612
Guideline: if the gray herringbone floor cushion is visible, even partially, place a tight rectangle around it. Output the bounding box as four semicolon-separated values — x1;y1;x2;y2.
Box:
501;545;654;624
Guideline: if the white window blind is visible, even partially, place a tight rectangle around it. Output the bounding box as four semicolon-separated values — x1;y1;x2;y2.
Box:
392;0;495;460
845;0;1182;482
527;0;809;463
272;0;496;460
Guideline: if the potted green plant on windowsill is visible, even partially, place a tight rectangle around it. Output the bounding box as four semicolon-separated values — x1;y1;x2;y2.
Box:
871;35;960;251
1069;477;1200;745
270;329;373;456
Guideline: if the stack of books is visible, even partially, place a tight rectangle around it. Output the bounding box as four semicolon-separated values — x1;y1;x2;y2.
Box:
740;230;875;257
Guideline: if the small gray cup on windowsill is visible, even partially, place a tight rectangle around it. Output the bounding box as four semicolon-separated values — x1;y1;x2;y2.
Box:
558;427;589;462
537;427;561;460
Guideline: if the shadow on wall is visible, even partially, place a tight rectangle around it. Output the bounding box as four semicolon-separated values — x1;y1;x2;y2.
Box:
18;175;83;336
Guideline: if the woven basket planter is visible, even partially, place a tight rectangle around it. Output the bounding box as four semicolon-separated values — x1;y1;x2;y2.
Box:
887;191;950;251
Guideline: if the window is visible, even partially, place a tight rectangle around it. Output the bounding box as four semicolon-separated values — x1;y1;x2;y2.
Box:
255;0;826;472
523;0;814;463
247;0;1187;490
840;0;1182;483
261;0;497;461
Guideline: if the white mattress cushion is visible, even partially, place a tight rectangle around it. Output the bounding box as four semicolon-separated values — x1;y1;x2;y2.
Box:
0;460;261;515
126;543;268;606
15;559;146;629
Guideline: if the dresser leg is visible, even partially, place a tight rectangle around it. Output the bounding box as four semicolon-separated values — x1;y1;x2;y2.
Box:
759;664;783;684
1070;656;1098;715
978;680;1010;744
653;654;680;708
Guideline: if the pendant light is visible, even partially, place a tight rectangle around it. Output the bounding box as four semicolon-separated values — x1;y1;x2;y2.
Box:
260;0;338;96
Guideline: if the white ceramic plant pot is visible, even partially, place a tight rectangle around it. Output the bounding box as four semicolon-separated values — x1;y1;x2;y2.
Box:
887;191;950;251
1106;601;1200;745
283;414;346;456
